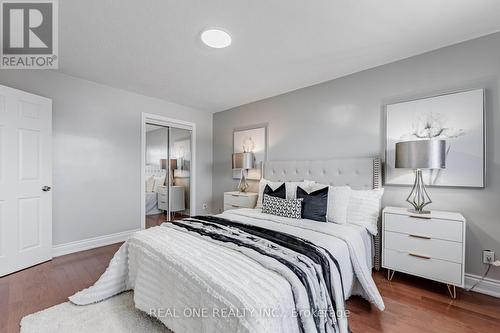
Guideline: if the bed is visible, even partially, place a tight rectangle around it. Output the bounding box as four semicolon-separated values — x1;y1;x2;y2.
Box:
71;158;384;333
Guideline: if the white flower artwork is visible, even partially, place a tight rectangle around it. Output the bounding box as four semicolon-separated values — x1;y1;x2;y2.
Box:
385;89;484;187
233;126;267;180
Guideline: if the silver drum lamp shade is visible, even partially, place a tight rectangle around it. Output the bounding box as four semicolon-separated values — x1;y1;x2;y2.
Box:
232;152;254;170
395;140;446;169
395;140;446;214
160;158;177;170
232;152;254;192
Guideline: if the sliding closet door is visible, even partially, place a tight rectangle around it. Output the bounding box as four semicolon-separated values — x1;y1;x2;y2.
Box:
145;123;170;221
143;114;194;226
0;85;53;276
169;127;191;218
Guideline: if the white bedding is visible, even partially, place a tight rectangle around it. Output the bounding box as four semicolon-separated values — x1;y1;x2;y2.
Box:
349;223;374;269
70;208;384;333
221;209;379;302
146;191;162;215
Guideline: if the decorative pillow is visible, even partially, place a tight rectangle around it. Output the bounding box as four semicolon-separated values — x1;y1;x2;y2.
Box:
262;194;302;219
296;186;329;222
327;186;351;224
285;180;315;199
263;183;286;199
152;175;166;192
146;175;155;192
346;188;385;235
257;179;285;208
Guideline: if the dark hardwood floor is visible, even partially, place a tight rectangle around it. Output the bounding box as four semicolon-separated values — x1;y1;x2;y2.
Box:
146;212;189;228
1;242;499;333
146;212;169;228
0;243;122;333
347;272;500;333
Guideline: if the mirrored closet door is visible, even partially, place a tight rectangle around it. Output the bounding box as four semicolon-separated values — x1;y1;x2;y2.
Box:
145;122;192;227
169;127;191;219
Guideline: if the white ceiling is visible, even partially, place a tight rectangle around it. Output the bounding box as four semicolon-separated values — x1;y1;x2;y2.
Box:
59;0;500;112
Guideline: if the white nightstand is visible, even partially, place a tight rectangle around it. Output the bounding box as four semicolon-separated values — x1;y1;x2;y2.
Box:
157;185;186;213
223;191;258;211
382;206;466;299
157;186;168;211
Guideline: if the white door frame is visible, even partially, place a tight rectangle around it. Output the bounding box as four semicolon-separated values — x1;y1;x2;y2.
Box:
140;112;196;229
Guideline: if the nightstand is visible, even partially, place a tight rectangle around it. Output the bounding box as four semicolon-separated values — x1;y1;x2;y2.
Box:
157;186;186;213
157;186;168;211
382;206;466;299
223;191;258;211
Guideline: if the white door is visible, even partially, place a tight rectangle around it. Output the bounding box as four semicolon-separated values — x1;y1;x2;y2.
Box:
0;85;52;276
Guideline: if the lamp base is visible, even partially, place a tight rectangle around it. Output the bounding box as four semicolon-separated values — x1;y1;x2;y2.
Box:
406;169;432;214
237;169;249;192
237;184;249;193
407;208;431;215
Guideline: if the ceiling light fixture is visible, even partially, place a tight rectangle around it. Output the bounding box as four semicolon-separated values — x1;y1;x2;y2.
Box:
200;29;232;48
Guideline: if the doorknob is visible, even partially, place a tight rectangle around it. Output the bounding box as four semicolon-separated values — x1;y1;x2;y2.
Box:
42;186;51;192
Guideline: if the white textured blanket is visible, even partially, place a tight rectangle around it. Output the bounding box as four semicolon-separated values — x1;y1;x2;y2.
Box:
221;209;384;310
70;210;384;333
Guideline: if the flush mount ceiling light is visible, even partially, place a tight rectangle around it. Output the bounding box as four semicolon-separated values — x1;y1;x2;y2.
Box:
200;29;232;48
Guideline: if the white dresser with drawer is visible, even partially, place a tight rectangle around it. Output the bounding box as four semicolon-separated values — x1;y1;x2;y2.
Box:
157;185;186;212
382;206;466;298
223;191;258;211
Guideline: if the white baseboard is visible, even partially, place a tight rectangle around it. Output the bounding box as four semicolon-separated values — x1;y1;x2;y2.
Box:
52;228;140;257
464;273;500;298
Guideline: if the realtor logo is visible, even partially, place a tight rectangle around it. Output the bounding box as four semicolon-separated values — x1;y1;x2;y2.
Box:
1;0;58;69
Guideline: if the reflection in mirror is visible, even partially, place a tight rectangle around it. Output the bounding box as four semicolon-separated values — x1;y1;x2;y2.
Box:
170;127;191;218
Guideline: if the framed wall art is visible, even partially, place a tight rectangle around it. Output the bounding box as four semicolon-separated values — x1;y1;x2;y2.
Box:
233;125;267;180
385;88;485;188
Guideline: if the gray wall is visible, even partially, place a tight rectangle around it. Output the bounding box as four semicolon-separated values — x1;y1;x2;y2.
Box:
146;127;169;166
213;32;500;280
0;71;213;246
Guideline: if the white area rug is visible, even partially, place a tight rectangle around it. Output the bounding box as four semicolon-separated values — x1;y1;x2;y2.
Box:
21;292;172;333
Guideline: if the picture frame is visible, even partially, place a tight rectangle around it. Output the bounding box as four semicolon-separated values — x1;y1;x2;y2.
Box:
384;88;485;188
232;125;268;180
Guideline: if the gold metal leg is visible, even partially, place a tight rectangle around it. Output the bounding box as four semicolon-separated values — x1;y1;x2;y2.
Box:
447;284;457;299
387;269;395;281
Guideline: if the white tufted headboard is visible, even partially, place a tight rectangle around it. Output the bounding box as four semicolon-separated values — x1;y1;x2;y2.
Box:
145;164;166;178
263;158;381;190
263;157;382;270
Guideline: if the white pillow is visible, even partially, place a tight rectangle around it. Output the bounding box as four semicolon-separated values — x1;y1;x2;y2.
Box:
327;186;351;224
256;178;285;208
152;175;166;192
309;183;328;192
346;188;384;235
145;175;155;192
285;180;315;199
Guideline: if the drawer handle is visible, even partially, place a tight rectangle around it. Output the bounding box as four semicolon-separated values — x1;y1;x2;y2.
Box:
231;194;240;197
408;234;431;240
408;215;431;220
408;252;431;260
231;204;240;208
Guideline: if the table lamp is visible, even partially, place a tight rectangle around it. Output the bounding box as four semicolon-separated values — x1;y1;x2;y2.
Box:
232;152;254;192
395;140;446;214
